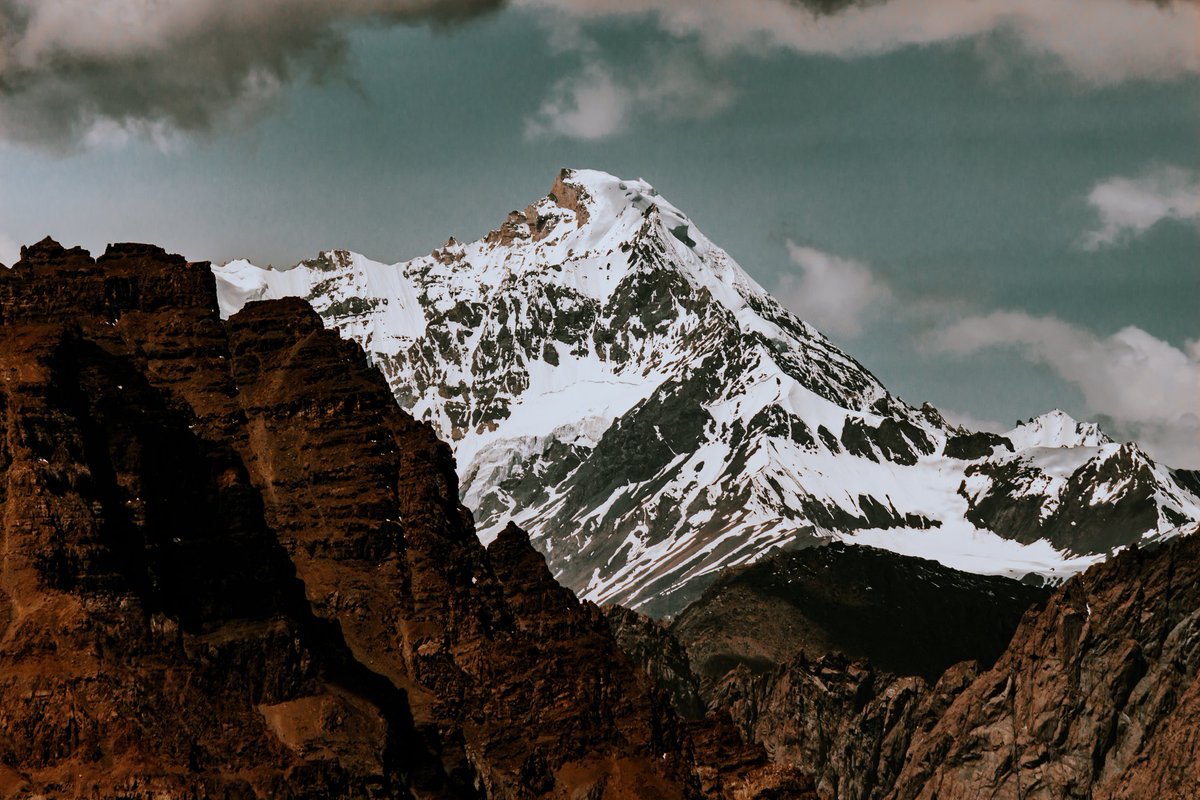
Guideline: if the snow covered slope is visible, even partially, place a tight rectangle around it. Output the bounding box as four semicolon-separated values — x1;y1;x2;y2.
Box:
214;169;1200;616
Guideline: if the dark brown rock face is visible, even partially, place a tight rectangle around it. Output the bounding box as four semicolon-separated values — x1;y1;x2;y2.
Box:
606;606;706;721
708;655;978;800
0;239;719;799
671;543;1048;687
0;238;421;798
601;604;820;798
675;537;1200;800
890;530;1200;799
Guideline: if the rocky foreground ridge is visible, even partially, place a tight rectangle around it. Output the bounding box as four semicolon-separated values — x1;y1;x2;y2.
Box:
636;534;1200;799
0;239;802;799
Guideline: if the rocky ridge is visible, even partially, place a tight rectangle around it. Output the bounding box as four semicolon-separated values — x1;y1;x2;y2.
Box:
889;525;1200;799
212;169;1200;616
670;543;1049;686
627;532;1200;799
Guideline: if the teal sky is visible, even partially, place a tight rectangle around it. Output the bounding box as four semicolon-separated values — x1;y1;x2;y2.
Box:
1;2;1197;464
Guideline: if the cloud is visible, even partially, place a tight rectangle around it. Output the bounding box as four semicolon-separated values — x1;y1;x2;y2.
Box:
0;0;502;150
518;0;1200;86
1081;164;1200;249
526;49;735;140
928;310;1200;467
8;0;1192;149
774;242;892;338
526;64;627;140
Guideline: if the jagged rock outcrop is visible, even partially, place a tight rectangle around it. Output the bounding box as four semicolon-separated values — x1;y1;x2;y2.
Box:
601;608;823;798
0;238;427;798
890;528;1200;799
663;537;1200;799
0;238;736;799
606;606;707;720
709;655;979;800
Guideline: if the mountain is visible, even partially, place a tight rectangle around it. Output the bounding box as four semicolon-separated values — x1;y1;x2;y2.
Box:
213;169;1200;616
669;543;1049;685
0;238;805;799
5;237;1195;798
663;544;1053;798
611;535;1200;800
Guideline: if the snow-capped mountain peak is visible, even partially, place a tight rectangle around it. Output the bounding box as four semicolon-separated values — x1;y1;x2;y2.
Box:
440;168;792;335
212;169;1200;616
1006;409;1113;450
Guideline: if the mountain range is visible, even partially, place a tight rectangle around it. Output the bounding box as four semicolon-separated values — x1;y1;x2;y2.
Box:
1;236;1196;798
213;168;1200;616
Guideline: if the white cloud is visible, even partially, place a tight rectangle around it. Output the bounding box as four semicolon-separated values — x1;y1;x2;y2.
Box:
1081;164;1200;250
774;242;892;338
526;50;735;140
928;310;1200;467
519;0;1200;86
526;64;628;140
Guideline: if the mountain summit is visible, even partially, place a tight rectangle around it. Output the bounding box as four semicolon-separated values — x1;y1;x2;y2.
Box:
214;169;1200;615
1006;409;1112;450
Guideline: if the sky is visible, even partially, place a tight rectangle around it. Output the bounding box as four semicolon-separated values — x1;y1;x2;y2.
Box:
1;0;1198;465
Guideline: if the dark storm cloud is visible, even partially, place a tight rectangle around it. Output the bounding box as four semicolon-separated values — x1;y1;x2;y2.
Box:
0;0;503;150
